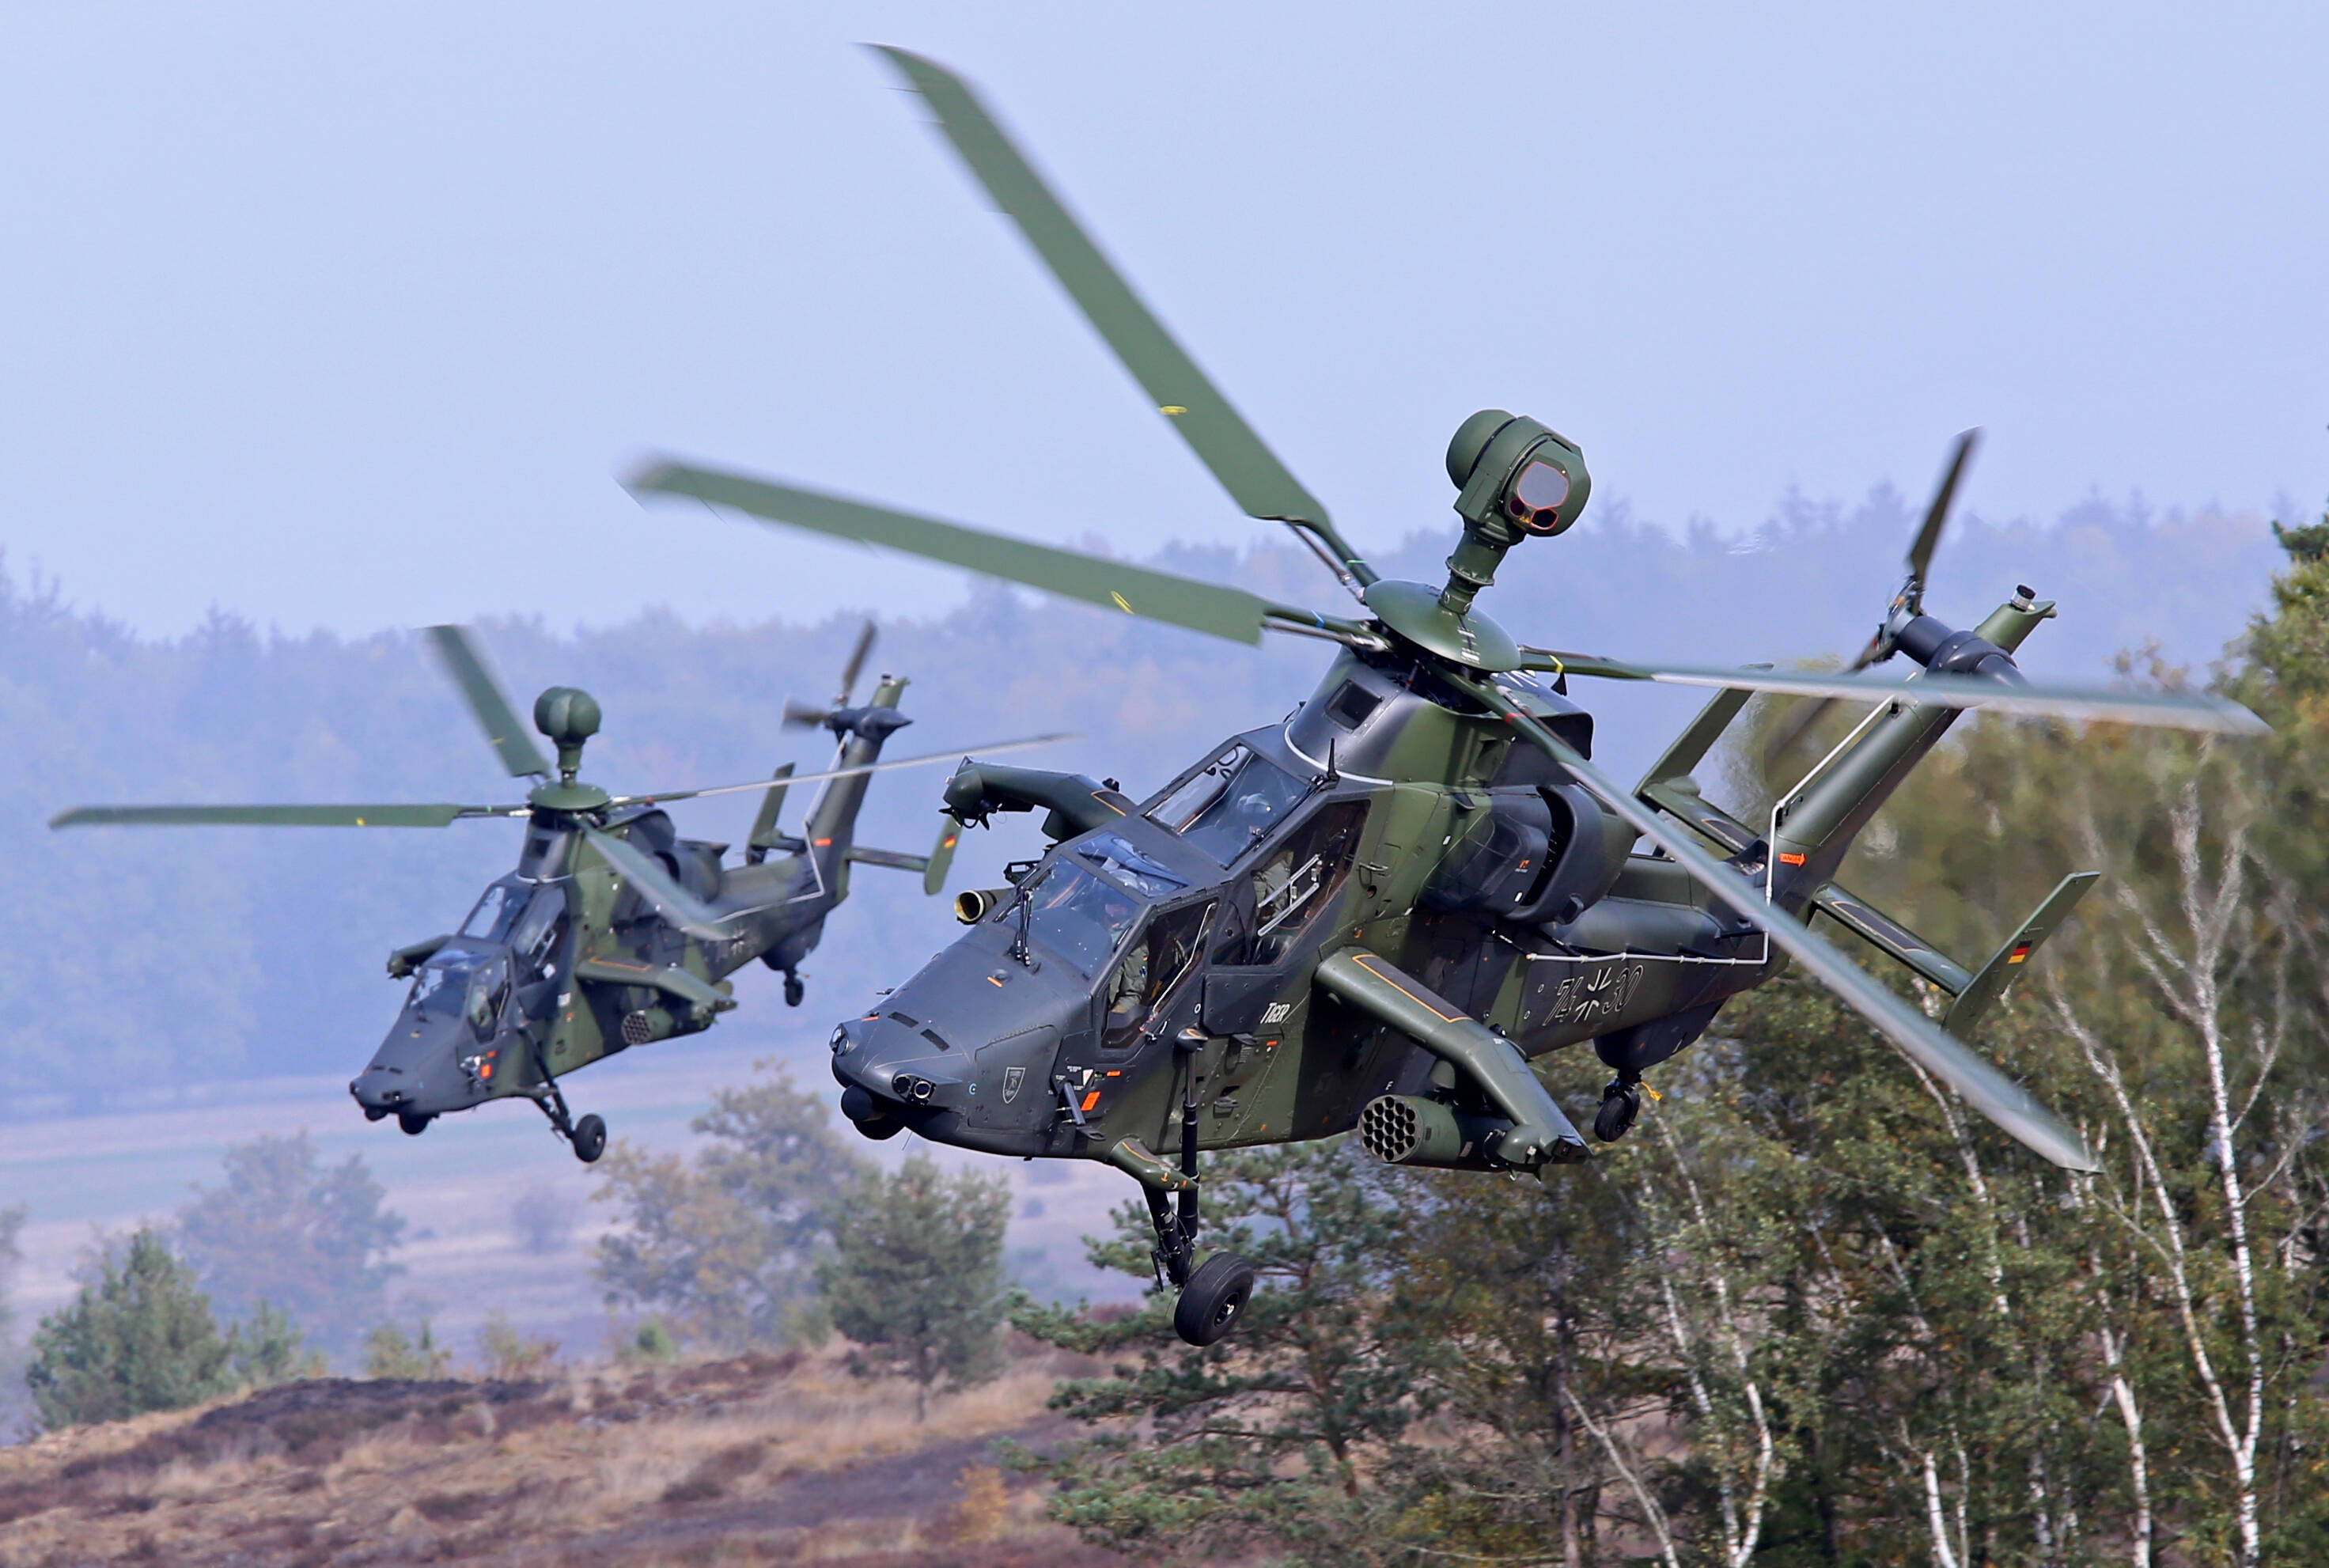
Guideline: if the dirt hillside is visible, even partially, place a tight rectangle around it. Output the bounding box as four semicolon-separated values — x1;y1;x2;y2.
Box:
0;1346;1131;1566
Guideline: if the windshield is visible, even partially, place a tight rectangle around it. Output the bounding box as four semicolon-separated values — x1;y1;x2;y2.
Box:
1011;863;1142;978
460;881;528;943
411;949;485;1015
1147;744;1308;865
1075;834;1188;900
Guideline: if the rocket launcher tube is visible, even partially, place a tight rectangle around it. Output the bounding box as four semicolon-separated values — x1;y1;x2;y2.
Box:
1316;949;1589;1169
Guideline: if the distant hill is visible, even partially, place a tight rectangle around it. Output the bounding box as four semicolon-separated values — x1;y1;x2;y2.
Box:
0;490;2282;1112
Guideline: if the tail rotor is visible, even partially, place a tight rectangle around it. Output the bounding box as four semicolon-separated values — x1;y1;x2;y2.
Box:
785;621;895;737
1765;430;1979;767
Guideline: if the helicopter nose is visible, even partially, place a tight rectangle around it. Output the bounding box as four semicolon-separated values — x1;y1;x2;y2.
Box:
353;1014;478;1118
831;1013;960;1104
349;1064;408;1114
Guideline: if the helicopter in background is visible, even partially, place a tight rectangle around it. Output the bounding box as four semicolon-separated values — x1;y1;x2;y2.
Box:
53;623;1058;1161
631;49;2262;1340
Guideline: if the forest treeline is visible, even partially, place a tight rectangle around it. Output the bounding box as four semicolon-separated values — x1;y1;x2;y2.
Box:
0;488;2275;1112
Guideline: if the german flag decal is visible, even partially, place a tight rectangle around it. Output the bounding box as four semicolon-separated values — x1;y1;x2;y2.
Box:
2007;942;2034;965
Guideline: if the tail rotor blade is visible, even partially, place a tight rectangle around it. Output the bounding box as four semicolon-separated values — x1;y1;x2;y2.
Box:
837;620;877;707
782;699;832;729
1906;429;1979;596
426;626;552;779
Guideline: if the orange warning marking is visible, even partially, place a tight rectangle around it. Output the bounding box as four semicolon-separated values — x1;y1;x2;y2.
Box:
1080;1090;1102;1113
1778;851;1807;865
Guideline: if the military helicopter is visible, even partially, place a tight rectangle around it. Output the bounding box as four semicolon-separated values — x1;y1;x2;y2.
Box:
629;49;2264;1340
52;623;1058;1162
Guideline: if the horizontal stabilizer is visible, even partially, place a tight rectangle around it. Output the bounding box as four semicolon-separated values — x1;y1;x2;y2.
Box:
846;846;933;873
1810;883;1973;997
1943;873;2098;1038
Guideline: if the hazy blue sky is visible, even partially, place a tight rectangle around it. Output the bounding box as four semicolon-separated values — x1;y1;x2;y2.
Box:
1;1;2321;640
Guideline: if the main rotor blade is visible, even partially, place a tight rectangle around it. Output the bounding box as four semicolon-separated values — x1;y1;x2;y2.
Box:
580;826;729;941
1909;429;1979;589
610;733;1075;809
1454;672;2096;1172
1518;653;2267;736
426;626;553;779
631;460;1277;644
870;47;1372;587
51;802;517;829
837;619;877;707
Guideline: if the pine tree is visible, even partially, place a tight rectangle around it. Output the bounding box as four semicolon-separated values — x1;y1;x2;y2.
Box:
819;1151;1010;1420
25;1229;235;1429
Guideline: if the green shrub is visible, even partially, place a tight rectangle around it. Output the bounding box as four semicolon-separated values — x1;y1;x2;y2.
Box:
26;1230;235;1429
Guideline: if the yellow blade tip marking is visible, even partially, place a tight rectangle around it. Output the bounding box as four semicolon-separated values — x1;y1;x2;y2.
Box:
1159;404;1187;416
1109;591;1133;613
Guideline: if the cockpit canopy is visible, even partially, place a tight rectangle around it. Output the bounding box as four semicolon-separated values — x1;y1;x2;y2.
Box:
411;877;573;1037
1012;862;1144;978
409;947;510;1036
1144;742;1307;865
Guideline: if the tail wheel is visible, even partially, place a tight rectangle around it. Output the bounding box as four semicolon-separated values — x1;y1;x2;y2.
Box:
1593;1081;1642;1143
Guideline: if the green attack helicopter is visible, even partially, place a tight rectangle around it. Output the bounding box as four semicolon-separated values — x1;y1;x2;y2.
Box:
631;49;2265;1341
53;623;1056;1162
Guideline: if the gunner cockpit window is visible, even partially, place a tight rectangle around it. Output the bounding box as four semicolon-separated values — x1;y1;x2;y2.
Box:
410;949;483;1015
1009;863;1142;979
1146;744;1308;865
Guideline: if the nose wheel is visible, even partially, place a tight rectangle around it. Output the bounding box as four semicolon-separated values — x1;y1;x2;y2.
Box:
1146;1033;1257;1347
783;971;805;1008
1173;1252;1256;1346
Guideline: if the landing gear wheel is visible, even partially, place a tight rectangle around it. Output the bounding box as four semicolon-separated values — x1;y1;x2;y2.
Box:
1594;1079;1642;1143
570;1113;607;1164
397;1111;430;1137
783;974;805;1008
363;1106;390;1123
1174;1252;1256;1346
